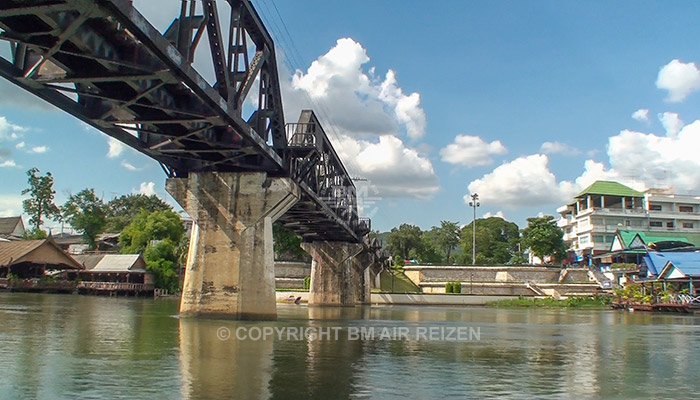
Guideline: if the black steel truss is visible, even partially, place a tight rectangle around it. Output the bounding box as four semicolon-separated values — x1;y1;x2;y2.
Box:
0;0;370;243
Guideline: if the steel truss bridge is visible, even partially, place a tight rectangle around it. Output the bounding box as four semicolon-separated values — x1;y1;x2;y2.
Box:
0;0;381;248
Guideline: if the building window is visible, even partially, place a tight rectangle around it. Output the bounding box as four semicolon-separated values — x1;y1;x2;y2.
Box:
683;222;694;229
666;222;674;228
679;206;694;213
649;221;662;227
592;235;604;243
579;236;590;244
649;204;662;211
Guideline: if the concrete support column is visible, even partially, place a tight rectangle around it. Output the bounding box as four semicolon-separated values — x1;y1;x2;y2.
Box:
167;172;299;319
301;241;363;306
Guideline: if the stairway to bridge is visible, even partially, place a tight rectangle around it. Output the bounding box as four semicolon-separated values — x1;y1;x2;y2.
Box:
0;0;385;318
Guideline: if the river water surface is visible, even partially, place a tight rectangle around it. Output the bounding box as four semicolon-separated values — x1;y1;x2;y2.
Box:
1;293;699;399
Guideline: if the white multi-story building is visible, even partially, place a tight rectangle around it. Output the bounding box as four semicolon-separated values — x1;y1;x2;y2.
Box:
557;181;700;264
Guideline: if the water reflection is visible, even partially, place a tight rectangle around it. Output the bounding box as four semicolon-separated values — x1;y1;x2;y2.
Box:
1;294;700;400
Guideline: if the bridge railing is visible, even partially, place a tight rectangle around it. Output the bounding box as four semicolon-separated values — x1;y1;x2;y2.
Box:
284;111;372;240
287;123;317;148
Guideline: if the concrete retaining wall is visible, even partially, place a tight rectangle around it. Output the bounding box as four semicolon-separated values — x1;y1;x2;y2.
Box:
371;293;519;305
274;261;310;288
403;265;600;297
275;291;519;306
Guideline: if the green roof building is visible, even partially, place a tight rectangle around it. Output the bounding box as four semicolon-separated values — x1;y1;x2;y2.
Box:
557;180;700;265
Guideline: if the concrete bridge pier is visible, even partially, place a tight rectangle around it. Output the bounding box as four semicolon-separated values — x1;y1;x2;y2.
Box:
301;241;364;306
167;172;299;320
356;251;380;305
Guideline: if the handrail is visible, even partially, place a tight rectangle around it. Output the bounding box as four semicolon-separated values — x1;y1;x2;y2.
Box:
77;281;154;291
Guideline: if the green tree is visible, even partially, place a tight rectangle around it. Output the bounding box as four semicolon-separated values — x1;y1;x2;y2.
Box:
22;228;47;240
105;194;172;232
144;239;180;292
521;215;566;264
119;209;184;253
386;224;423;260
61;188;107;249
432;220;460;264
273;223;307;261
412;231;443;264
120;209;185;291
21;167;60;231
460;217;520;265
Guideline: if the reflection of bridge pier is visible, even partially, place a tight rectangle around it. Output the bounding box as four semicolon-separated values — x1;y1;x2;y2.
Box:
179;319;273;399
167;172;299;319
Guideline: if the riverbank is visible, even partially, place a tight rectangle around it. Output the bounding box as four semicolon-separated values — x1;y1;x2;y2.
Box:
486;295;613;308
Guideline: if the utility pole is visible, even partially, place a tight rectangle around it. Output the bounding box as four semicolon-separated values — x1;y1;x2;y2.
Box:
469;193;480;265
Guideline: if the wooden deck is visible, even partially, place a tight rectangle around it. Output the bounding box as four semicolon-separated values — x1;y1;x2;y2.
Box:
612;301;700;313
77;281;154;295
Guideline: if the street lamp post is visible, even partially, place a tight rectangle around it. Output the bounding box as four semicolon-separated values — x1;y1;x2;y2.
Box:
469;193;480;265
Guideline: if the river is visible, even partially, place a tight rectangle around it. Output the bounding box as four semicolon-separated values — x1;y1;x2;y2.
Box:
0;293;698;399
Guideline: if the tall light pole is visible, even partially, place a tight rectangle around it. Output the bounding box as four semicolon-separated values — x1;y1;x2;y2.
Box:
469;193;480;265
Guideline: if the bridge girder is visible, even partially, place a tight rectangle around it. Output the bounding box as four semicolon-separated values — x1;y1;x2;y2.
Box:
0;0;370;243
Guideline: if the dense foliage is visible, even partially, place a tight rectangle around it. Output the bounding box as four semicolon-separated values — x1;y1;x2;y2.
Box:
273;223;307;261
460;217;522;265
105;194;172;232
120;209;185;292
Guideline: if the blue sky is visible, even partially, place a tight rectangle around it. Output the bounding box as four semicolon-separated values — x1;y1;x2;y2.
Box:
3;1;700;233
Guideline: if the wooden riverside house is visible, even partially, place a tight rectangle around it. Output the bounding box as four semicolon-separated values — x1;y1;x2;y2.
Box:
0;238;82;292
74;254;154;296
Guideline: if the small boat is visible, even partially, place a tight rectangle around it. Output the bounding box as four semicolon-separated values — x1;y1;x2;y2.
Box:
280;295;302;304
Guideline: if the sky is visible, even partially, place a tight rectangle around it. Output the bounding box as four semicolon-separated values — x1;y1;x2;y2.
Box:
3;1;700;233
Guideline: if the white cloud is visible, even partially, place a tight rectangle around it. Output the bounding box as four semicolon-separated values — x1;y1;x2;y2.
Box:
378;70;427;139
607;122;700;191
15;141;25;149
467;155;563;207
121;161;144;171
29;145;48;154
134;181;156;196
482;211;507;220
540;141;580;155
465;155;645;208
656;59;700;102
0;195;23;217
0;116;26;141
658;112;684;138
440;135;507;166
632;109;650;123
281;38;438;200
0;160;18;168
288;38;426;140
336;135;439;199
107;137;125;158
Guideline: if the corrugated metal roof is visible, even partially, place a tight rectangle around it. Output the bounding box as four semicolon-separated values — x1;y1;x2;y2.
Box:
72;254;107;270
662;252;700;277
92;254;145;272
645;251;700;277
576;181;643;198
617;230;700;248
0;217;21;236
